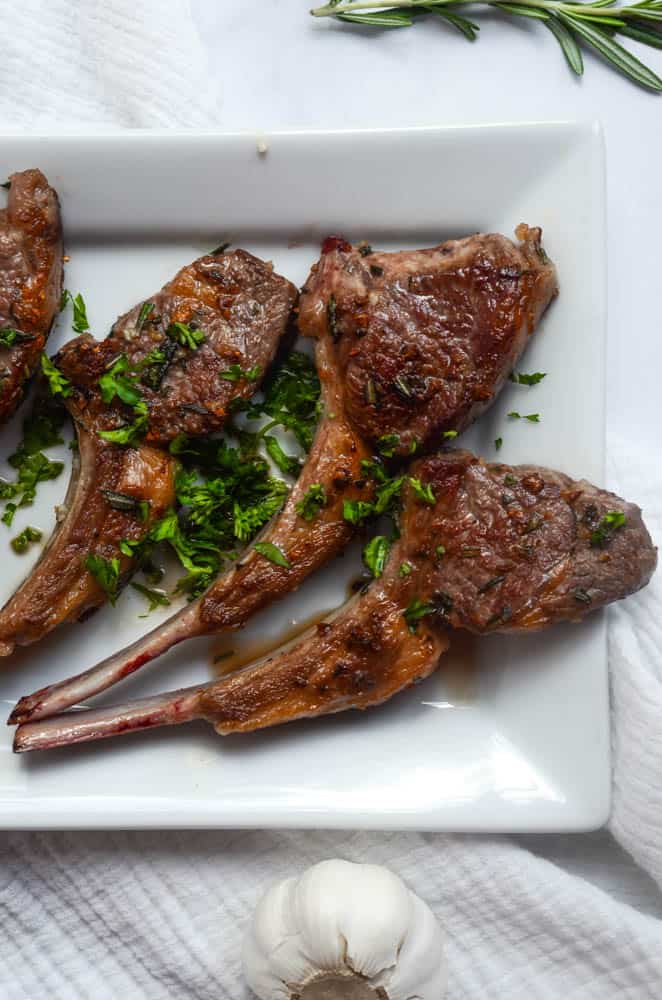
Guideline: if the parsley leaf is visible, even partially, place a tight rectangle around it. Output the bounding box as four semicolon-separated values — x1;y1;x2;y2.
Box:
61;291;90;333
130;581;171;614
220;364;262;382
510;371;546;386
363;534;390;578
442;430;458;440
377;433;400;457
264;435;301;477
408;477;436;505
98;401;149;446
41;354;72;398
85;553;121;605
10;525;42;554
590;510;626;548
295;483;327;521
167;322;205;349
99;355;143;407
507;411;540;422
495;436;503;450
137;302;155;330
343;499;376;525
254;541;290;568
0;327;33;348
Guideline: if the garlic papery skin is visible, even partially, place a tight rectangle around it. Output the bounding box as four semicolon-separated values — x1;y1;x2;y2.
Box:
242;859;446;1000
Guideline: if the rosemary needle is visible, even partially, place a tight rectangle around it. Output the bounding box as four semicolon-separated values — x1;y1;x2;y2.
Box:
311;0;662;91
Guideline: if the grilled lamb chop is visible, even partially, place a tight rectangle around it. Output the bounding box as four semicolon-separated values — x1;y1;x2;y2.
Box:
0;169;63;424
9;226;558;724
0;251;296;656
12;450;656;752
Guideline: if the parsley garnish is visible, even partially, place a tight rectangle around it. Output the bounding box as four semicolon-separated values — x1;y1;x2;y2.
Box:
0;328;33;348
220;364;262;382
254;541;290;568
399;561;412;577
495;436;503;450
99;355;143;407
61;291;90;333
442;430;458;440
435;544;446;559
507;411;540;422
131;581;171;614
509;371;546;386
377;433;400;457
41;354;72;398
343;499;376;525
98;401;149;446
590;510;626;548
167;322;205;349
1;396;66;529
363;534;390;578
10;526;42;554
85;553;121;605
296;483;327;521
265;436;301;477
408;477;436;505
403;597;436;633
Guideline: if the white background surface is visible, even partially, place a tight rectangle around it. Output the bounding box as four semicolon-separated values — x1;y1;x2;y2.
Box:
0;2;661;996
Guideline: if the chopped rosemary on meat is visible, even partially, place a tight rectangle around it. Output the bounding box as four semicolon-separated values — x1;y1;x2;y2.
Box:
363;534;391;578
590;510;626;548
573;587;592;603
408;477;436;505
369;264;384;277
393;374;414;399
254;541;290;568
509;371;546;386
0;327;34;347
495;436;503;451
41;354;72;398
220;364;262;382
478;574;506;593
403;596;436;633
85;553;121;605
296;483;327;521
137;302;155;330
364;377;379;405
11;525;42;554
100;489;146;514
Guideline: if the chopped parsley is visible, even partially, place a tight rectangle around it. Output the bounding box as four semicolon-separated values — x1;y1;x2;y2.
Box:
167;322;205;349
507;411;540;423
131;581;171;614
99;354;143;407
237;351;321;452
435;544;446;559
377;433;400;457
60;291;90;333
254;541;290;568
404;597;436;633
1;395;67;529
41;354;72;398
590;510;626;548
295;483;327;521
495;437;503;451
442;430;458;440
0;327;33;348
399;561;412;577
98;400;149;446
265;436;301;477
343;499;376;525
220;364;262;382
11;525;42;554
362;534;390;578
509;371;546;386
85;553;121;605
408;477;436;505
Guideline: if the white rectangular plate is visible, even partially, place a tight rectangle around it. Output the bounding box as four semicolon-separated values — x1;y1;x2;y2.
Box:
0;124;608;831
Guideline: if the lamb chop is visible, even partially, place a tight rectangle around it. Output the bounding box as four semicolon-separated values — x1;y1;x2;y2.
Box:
0;169;62;424
12;450;656;751
9;225;558;725
0;250;296;655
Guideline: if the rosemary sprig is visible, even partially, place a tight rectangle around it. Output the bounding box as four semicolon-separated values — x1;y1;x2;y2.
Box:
311;0;662;90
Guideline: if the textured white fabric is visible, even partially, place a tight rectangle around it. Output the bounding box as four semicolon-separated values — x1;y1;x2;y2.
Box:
1;3;662;998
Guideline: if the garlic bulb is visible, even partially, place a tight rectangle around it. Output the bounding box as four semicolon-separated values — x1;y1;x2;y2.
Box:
242;859;446;1000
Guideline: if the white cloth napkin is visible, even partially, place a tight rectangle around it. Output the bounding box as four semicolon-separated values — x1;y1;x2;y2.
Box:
1;3;661;998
